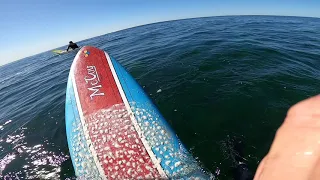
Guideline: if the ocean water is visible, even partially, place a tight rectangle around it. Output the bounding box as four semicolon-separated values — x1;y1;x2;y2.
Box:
1;16;320;179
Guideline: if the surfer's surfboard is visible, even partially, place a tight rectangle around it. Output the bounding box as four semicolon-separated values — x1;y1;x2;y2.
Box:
53;49;68;54
53;48;80;55
65;46;209;179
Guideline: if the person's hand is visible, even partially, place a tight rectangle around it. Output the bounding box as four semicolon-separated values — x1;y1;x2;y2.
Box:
254;95;320;180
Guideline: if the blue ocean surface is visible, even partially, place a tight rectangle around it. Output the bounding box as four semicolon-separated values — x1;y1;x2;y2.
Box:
0;16;320;179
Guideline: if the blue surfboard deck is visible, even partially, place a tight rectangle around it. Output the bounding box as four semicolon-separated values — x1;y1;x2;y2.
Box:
65;46;211;179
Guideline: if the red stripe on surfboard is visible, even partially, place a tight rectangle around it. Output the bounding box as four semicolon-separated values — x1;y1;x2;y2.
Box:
72;46;160;179
73;47;122;113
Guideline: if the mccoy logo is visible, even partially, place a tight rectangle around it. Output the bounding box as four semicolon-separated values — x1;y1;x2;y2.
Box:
84;66;105;100
83;50;90;57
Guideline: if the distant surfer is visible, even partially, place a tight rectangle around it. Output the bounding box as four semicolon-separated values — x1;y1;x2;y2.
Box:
66;41;79;51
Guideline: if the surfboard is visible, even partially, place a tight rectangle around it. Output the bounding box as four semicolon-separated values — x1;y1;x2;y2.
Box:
53;49;68;54
65;46;210;179
53;48;80;55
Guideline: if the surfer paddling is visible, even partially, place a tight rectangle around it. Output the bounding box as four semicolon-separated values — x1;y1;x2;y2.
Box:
66;41;79;51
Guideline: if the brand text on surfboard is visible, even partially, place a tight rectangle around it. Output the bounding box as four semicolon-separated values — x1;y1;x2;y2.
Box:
84;66;105;100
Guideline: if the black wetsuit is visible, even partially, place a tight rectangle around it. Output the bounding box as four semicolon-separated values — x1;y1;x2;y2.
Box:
67;43;79;51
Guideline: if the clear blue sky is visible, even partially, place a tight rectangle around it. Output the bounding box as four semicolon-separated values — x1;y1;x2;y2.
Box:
0;0;319;66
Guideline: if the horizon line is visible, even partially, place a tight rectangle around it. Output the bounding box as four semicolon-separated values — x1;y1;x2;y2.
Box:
2;14;319;67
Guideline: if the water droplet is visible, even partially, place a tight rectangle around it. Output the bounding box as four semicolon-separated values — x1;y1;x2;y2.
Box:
146;165;153;171
126;162;131;166
174;161;181;167
114;143;120;148
81;162;86;167
163;146;167;151
102;136;107;143
146;130;151;135
165;160;171;166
